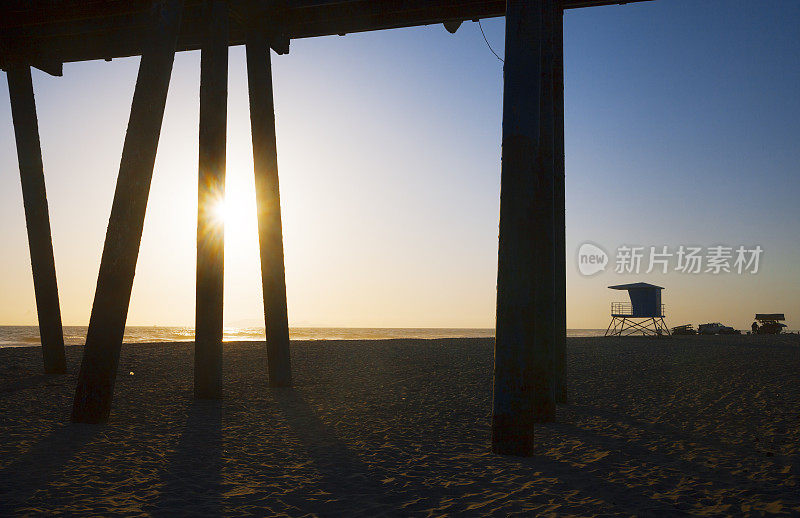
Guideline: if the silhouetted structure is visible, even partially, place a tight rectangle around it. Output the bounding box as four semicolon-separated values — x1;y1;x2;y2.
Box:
755;314;787;335
605;283;670;337
195;0;228;400
698;322;738;335
6;67;66;374
671;324;696;335
1;0;650;454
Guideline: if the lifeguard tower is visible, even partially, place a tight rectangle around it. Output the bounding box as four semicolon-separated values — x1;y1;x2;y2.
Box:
605;283;670;336
754;313;787;334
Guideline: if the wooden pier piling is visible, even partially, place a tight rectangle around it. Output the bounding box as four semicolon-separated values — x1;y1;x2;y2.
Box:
6;66;67;375
246;32;293;388
195;0;229;400
71;0;182;423
492;0;559;456
553;5;567;405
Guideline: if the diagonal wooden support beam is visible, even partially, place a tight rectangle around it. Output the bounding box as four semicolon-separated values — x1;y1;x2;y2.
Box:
246;31;292;388
195;0;229;400
492;0;559;456
6;65;67;375
553;5;567;405
71;0;182;423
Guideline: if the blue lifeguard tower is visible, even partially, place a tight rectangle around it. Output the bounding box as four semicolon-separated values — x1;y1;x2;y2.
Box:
605;282;670;336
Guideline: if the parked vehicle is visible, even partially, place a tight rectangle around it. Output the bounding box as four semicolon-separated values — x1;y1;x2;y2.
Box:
671;324;696;335
698;323;739;335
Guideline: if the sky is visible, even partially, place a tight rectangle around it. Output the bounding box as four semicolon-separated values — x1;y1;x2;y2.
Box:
1;0;799;330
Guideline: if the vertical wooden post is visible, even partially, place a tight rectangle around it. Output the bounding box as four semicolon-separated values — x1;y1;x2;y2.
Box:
6;66;67;375
71;0;182;423
492;0;558;456
246;32;292;387
194;0;228;400
553;4;567;405
538;0;558;418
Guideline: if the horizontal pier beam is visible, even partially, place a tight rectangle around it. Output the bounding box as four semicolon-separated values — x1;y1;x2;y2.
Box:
0;0;653;68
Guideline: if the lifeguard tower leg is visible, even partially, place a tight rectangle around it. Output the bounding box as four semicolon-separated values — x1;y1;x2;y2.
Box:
493;0;558;456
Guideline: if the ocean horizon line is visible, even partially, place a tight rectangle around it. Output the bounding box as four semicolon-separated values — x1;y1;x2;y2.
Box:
0;325;610;347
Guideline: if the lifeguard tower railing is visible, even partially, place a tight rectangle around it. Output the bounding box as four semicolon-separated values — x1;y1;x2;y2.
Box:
611;302;666;318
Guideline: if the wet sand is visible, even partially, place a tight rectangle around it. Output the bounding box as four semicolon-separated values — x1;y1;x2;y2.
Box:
1;335;799;516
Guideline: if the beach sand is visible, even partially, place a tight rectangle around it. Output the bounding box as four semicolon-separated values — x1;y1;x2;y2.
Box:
1;335;798;516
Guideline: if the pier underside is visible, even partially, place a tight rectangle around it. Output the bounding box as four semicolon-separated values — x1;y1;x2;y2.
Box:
1;0;651;70
2;0;651;455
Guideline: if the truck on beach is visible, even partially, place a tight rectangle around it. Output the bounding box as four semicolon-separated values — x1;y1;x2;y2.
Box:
698;323;740;335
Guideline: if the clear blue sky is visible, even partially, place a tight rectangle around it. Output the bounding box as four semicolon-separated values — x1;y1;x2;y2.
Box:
1;0;798;329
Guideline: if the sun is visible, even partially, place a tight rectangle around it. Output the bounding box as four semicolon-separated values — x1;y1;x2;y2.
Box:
203;178;259;244
198;159;262;250
211;197;229;226
209;194;251;229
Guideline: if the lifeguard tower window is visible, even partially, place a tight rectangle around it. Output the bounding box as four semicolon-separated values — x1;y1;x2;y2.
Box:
605;283;670;337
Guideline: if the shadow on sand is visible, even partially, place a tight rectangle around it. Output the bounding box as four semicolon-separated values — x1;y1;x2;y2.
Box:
147;399;223;516
0;423;101;514
275;389;393;514
568;404;800;482
0;372;59;396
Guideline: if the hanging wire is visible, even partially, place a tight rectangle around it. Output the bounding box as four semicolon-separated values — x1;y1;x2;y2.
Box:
478;19;504;63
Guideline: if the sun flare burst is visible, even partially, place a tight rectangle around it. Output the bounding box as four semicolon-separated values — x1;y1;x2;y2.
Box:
210;197;228;226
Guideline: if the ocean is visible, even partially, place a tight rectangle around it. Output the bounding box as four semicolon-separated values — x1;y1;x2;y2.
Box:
0;326;608;348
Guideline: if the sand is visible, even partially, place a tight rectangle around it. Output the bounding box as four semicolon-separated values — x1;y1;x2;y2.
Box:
1;335;799;516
